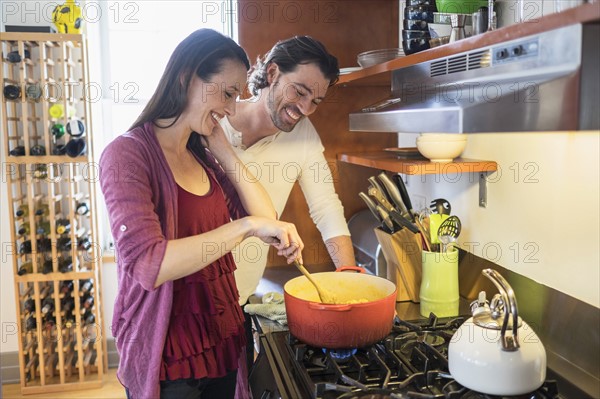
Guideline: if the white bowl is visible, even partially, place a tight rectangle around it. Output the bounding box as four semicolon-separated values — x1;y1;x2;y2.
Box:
418;133;467;141
416;139;467;162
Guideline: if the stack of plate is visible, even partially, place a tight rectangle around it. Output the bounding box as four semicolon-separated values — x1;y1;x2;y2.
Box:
357;48;405;68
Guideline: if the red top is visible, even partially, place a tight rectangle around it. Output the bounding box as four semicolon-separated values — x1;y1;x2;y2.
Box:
160;171;245;381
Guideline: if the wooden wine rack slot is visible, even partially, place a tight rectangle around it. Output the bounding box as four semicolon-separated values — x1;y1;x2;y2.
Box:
2;32;106;394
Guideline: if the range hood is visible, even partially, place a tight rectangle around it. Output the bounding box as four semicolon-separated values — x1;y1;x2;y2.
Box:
349;23;599;133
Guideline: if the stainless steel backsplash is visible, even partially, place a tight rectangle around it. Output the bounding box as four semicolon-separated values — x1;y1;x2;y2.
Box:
457;249;600;398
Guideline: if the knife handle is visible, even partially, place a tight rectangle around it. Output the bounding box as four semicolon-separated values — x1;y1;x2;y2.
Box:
377;172;410;217
359;192;383;223
367;185;394;212
393;174;415;220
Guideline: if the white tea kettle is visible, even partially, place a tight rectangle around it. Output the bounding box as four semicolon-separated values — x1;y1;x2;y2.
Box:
448;269;547;395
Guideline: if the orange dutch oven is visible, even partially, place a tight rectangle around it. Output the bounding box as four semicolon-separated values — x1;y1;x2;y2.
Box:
283;266;397;349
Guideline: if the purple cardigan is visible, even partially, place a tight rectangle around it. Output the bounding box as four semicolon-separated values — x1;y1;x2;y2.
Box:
99;122;247;398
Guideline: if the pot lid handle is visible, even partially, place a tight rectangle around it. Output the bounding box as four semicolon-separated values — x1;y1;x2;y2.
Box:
482;269;520;352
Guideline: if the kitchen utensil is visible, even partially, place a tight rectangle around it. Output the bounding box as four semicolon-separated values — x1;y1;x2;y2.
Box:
293;260;337;304
416;137;467;161
449;13;467;42
437;215;461;252
420;248;459;317
392;174;415;221
367;185;395;214
377;172;410;217
428;213;448;245
284;266;397;348
430;198;451;215
472;6;488;35
376;205;396;233
358;192;384;224
414;217;432;251
448;269;547;395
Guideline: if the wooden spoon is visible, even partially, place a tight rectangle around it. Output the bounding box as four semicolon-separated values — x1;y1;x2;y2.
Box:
293;260;337;304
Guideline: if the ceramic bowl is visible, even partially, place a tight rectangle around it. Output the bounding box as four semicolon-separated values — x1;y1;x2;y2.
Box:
416;138;467;162
418;133;467;141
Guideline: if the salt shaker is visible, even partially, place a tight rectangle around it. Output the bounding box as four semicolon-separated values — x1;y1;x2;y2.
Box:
449;14;467;42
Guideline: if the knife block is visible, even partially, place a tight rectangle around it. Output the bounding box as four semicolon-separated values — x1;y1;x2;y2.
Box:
374;227;423;303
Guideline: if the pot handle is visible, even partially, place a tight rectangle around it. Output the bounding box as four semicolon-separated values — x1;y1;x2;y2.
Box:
337;266;366;274
308;302;352;312
483;269;520;352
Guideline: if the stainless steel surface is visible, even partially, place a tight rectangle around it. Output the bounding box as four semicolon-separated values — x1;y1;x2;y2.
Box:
449;13;467;42
349;24;597;133
481;269;521;350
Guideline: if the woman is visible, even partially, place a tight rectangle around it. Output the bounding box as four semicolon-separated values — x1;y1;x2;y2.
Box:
99;29;303;399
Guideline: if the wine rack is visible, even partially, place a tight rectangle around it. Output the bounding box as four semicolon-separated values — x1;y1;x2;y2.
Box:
2;32;106;394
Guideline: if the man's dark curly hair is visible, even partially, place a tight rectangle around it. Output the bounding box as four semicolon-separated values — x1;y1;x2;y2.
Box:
248;36;339;96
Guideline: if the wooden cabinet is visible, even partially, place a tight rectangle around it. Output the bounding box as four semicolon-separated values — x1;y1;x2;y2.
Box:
2;32;106;393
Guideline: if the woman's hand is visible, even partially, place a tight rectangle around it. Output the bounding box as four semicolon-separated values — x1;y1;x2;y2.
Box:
205;122;235;160
245;217;303;264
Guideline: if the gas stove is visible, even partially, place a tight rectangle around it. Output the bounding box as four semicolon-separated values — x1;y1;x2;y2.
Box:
250;314;561;399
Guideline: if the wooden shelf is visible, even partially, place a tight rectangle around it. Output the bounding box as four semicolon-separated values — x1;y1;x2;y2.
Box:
338;151;497;175
337;2;600;87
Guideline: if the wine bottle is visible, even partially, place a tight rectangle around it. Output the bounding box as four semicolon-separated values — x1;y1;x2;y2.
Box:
75;201;89;216
17;262;33;276
9;146;26;156
35;204;50;217
33;164;48;180
57;237;72;251
56;219;71;235
23;297;36;313
60;280;74;294
78;236;92;251
36;221;51;235
30;144;46;156
80;279;93;294
41;259;54;274
25;315;37;331
61;296;75;313
41;296;55;314
58;257;74;273
17;223;31;236
82;310;95;325
15;204;29;217
22;238;52;253
81;293;94;309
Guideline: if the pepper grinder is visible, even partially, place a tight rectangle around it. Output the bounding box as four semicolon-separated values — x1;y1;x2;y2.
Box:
449;14;467;43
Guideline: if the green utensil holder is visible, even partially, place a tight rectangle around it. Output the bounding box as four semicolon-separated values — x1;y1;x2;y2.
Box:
420;249;459;317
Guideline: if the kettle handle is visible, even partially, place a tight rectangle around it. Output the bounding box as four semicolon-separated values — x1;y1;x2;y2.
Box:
483;269;520;351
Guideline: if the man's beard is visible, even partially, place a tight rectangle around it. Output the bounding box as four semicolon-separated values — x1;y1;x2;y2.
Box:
267;90;301;133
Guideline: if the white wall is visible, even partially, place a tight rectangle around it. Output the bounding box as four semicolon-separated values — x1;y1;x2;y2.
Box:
399;131;600;308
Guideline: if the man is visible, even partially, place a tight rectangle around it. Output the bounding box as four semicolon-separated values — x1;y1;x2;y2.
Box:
220;36;355;368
